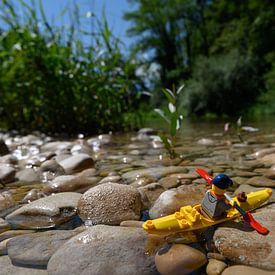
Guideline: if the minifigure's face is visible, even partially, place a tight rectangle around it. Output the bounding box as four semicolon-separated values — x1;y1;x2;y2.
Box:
212;184;226;195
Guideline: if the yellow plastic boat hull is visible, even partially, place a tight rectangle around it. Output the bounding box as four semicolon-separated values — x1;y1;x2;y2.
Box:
143;188;272;235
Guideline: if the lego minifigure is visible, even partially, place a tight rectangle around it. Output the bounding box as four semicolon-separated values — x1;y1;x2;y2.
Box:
201;173;235;219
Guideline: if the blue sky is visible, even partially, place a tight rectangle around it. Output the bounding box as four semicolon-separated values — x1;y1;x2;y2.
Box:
12;0;134;48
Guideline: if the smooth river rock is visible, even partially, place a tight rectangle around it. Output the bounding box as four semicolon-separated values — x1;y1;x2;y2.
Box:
149;185;206;219
222;265;275;275
155;243;207;275
78;183;141;225
0;256;48;275
42;175;100;194
6;192;81;229
58;153;94;174
244;176;275;187
7;227;85;268
0;165;16;184
47;225;157;275
213;204;275;270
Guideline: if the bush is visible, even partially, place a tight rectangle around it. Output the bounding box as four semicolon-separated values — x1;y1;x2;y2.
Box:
0;1;142;134
182;50;264;116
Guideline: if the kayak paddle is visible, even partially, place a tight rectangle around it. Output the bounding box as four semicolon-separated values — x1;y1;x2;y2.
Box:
196;168;269;235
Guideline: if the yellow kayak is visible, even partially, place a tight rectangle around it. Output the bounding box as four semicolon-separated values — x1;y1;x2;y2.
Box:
143;188;272;235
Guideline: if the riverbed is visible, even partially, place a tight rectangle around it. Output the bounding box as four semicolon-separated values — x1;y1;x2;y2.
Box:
0;119;274;274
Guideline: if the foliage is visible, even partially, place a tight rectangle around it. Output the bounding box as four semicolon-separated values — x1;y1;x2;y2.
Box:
154;85;184;159
182;50;264;116
125;0;275;118
0;0;142;134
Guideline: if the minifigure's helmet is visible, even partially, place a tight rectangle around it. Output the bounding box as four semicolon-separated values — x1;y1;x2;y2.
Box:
212;174;233;189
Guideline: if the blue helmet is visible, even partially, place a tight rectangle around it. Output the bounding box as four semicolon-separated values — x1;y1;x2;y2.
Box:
212;174;233;189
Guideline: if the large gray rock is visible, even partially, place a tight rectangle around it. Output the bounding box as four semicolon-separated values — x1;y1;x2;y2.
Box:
7;228;85;268
122;166;190;183
47;225;157;275
58;153;94;174
0;218;10;233
149;185;206;219
213;204;275;271
78;183;141;225
42;175;100;194
6;192;81;229
0;165;16;184
0;256;47;275
15;168;40;182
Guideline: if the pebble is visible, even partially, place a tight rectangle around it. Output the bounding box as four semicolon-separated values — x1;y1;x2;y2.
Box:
78;183;142;225
6;192;81;229
42;175;100;194
245;176;275;187
155;243;207;275
58;153;94;173
206;259;227;275
0;165;16;184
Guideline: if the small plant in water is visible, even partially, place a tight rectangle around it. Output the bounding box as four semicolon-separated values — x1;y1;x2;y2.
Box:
154;84;184;159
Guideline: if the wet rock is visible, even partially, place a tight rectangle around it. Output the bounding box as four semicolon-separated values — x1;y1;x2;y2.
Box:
7;228;85;268
130;176;156;188
264;169;275;179
47;225;156;275
206;259;227;275
158;177;182;189
0;230;35;242
197;138;215;146
16;168;40;182
213;204;275;270
0;154;18;165
76;168;97;177
58;153;94;173
207;252;226;261
6;192;81;229
122;166;189;183
0;255;48;275
0;217;10;233
98;175;121;184
253;148;275;159
78;183;141;225
42;175;100;194
245;176;275;187
39;159;65;177
0;140;10;156
120;220;144;228
155;243;207;275
70;142;94;155
138;182;165;209
0;165;16;184
149;185;206;219
0;237;10;255
222;265;275;275
21;189;46;203
260;153;275;165
40;141;72;153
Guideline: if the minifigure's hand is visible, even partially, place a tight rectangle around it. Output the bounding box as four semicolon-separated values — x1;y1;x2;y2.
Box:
237;192;247;203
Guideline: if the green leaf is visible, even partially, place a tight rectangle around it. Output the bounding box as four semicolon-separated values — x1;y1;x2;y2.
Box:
162;88;175;104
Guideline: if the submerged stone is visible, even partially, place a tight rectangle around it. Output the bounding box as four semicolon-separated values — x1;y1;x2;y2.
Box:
6;192;81;229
